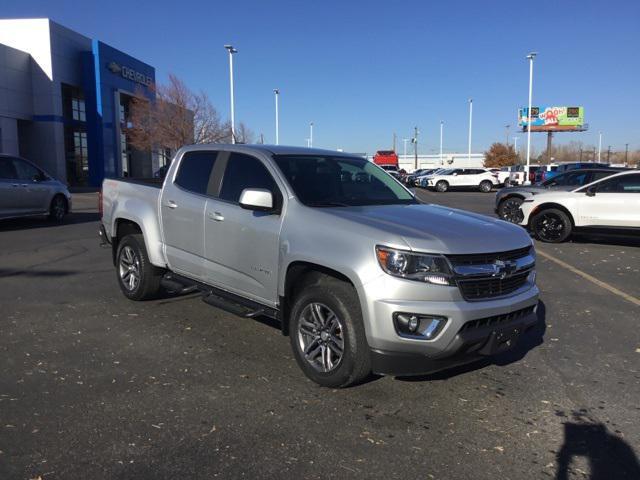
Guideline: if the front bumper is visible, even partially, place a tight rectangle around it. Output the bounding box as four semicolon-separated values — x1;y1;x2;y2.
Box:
359;274;540;376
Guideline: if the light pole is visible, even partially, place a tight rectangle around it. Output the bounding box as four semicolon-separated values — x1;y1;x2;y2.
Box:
440;121;444;165
273;89;280;145
309;122;313;148
598;131;602;162
625;143;629;164
224;44;238;143
525;52;537;184
413;126;419;170
505;124;510;146
467;99;473;163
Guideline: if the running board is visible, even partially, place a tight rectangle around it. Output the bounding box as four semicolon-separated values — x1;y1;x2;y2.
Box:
161;272;278;320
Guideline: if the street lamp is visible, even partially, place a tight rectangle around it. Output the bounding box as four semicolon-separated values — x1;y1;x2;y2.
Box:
467;99;473;163
273;89;280;145
224;44;238;144
439;121;444;165
309;122;314;148
525;52;537;184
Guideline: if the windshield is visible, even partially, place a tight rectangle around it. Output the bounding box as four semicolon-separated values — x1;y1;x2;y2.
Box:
273;155;416;207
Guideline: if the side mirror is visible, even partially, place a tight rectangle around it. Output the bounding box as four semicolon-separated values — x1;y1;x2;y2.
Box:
239;188;274;212
585;186;596;197
452;172;458;176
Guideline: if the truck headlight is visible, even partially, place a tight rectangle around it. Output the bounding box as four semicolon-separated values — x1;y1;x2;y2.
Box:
375;246;454;286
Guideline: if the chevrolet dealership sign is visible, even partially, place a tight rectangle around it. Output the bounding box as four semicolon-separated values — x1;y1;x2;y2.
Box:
107;61;152;87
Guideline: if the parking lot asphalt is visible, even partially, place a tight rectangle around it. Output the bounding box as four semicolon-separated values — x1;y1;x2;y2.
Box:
1;191;639;479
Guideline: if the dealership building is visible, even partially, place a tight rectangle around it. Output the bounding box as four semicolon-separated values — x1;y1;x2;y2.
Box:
0;18;163;186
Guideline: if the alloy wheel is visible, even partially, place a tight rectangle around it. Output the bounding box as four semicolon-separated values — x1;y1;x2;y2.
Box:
297;303;345;373
500;198;524;223
52;197;65;220
535;212;565;241
118;246;141;291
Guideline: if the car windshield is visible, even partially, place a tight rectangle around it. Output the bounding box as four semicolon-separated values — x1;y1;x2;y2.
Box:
273;155;416;207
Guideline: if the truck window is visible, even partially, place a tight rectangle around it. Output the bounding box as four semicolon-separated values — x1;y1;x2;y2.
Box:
174;151;218;195
219;153;277;203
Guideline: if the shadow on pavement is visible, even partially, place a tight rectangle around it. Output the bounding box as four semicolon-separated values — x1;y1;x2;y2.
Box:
396;300;546;383
0;212;99;232
569;233;640;248
556;410;640;479
0;269;80;278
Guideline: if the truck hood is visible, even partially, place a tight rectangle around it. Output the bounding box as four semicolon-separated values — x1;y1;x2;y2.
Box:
322;203;532;254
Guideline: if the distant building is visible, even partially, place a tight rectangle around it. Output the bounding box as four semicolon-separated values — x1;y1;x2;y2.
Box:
0;18;162;186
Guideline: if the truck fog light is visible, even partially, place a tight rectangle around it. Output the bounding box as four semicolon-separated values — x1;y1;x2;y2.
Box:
393;313;447;340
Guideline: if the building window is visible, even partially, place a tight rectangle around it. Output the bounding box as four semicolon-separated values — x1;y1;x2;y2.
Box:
62;84;86;122
65;128;88;186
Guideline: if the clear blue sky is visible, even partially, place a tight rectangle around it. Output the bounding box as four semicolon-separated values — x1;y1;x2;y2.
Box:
3;0;639;155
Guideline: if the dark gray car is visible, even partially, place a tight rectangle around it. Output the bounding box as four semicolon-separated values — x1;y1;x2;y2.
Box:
0;154;72;221
495;168;622;222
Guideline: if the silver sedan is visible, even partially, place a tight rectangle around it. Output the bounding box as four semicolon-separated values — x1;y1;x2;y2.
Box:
0;154;72;222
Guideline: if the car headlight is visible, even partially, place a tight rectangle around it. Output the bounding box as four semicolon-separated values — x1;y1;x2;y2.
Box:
375;246;454;285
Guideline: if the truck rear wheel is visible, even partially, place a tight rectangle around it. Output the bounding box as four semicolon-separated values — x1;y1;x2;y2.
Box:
289;276;371;388
116;234;164;300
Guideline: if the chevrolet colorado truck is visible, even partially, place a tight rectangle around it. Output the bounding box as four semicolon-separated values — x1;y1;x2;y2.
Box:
100;145;539;387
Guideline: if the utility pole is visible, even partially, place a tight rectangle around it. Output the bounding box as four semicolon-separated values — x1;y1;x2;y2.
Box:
598;131;602;162
467;99;473;164
393;132;397;152
579;148;583;162
505;124;510;146
224;45;238;143
273;89;280;145
439;121;444;165
525;52;537;184
625;143;629;164
402;138;409;166
607;145;611;162
413;126;419;170
260;133;264;144
513;137;519;159
309;122;314;148
546;131;553;164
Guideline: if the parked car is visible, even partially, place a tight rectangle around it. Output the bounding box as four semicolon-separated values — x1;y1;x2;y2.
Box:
539;162;611;183
100;145;539;388
518;170;640;242
508;165;548;186
417;168;448;188
373;150;399;168
423;168;498;193
406;168;438;186
490;167;514;185
495;168;623;223
0;153;71;222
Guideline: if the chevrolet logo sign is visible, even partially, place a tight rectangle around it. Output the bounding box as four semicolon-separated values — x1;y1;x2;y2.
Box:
107;61;122;74
492;260;518;279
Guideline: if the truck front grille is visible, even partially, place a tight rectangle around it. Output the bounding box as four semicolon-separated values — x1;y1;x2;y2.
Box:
446;246;532;266
457;271;530;300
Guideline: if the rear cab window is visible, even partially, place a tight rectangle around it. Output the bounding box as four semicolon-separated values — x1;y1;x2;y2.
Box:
174;151;219;195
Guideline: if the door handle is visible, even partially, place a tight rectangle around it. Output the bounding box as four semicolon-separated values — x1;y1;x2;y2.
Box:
165;200;178;209
208;211;225;222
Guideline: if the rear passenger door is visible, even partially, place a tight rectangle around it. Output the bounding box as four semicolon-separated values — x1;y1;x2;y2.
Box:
13;158;50;213
160;150;220;280
203;152;284;305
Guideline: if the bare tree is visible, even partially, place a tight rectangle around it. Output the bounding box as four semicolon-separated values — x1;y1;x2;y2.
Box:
235;122;255;144
127;74;231;153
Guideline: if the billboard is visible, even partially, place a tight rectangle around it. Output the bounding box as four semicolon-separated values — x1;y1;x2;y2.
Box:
518;106;585;131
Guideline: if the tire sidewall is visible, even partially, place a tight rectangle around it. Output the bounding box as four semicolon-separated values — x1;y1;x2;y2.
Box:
480;181;492;193
498;197;524;221
289;282;367;388
436;180;448;192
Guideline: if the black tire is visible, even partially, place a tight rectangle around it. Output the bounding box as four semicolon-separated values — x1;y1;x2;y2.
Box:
48;195;67;222
531;208;572;243
116;234;164;300
289;276;371;388
497;196;524;223
479;180;493;193
435;180;449;192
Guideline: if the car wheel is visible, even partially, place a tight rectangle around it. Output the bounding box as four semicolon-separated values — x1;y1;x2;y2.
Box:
435;180;449;192
531;208;572;243
48;195;67;222
498;197;524;223
116;234;164;300
289;276;371;388
479;180;493;193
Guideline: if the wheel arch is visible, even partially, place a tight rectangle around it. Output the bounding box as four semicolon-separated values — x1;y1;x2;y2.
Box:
529;202;576;227
280;261;358;336
111;218;143;266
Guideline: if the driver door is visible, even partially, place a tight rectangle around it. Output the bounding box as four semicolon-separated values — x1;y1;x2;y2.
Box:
12;158;50;214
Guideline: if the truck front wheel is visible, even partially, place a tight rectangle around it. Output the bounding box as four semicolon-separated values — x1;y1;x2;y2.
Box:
116;234;164;300
289;276;371;388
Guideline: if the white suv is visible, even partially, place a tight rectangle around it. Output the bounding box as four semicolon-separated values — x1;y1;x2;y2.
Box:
424;168;498;193
518;170;640;242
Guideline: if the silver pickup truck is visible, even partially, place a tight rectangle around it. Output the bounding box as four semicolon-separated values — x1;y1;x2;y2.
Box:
100;145;539;387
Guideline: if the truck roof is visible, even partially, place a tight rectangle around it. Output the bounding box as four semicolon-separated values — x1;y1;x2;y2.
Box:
180;144;361;158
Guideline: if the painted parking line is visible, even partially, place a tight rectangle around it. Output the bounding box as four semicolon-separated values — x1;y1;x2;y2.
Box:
537;249;640;307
